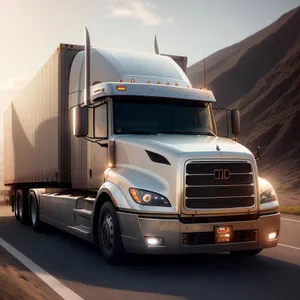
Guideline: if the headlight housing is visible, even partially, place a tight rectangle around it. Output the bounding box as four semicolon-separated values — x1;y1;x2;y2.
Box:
260;187;278;204
129;188;171;207
258;177;279;211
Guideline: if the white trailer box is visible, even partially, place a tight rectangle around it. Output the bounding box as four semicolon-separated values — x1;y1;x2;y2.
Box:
3;44;83;186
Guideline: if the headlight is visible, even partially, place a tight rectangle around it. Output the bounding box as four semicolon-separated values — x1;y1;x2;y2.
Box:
260;187;278;204
129;188;171;207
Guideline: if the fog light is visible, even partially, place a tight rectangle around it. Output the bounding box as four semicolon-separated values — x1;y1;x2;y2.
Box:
268;231;278;241
145;237;162;246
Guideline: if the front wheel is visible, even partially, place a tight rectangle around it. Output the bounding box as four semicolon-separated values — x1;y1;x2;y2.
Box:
230;249;262;256
98;202;126;264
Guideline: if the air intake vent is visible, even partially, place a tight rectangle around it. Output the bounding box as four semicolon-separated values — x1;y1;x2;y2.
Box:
146;150;170;165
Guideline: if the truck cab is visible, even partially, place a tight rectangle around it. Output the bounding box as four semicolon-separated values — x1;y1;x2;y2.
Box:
68;46;280;262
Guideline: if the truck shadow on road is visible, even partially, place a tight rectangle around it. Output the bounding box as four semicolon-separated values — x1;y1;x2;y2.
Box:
1;215;300;300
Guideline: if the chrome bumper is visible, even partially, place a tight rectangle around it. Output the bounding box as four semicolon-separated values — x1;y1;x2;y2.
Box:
117;212;280;254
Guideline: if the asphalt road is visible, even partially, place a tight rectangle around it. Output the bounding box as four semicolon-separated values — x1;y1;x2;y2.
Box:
0;204;300;300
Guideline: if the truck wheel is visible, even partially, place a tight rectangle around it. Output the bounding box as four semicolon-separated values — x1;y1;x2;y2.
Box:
16;190;30;225
13;192;20;220
98;201;125;264
230;249;262;256
29;191;43;232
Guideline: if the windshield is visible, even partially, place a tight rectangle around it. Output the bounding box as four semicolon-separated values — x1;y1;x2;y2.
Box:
113;97;217;135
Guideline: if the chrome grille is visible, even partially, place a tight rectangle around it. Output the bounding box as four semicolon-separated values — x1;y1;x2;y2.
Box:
185;162;255;209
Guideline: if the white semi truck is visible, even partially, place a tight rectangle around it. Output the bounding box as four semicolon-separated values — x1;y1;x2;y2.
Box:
4;29;280;263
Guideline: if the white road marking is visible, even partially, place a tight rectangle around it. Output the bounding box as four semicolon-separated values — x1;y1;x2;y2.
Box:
281;217;300;224
278;243;300;251
0;237;84;300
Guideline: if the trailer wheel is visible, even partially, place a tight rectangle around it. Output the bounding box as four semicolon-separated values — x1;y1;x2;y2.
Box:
13;192;20;220
16;190;29;225
98;201;125;264
29;191;43;232
230;249;262;256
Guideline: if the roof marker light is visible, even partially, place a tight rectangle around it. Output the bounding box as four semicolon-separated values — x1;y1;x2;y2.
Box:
147;80;151;84
116;86;126;91
157;81;161;84
175;83;179;86
131;79;135;83
120;79;123;82
166;82;170;85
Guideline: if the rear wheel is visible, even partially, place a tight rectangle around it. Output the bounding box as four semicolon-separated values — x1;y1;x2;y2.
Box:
16;190;29;225
13;192;20;220
98;201;126;264
29;191;43;232
230;249;262;256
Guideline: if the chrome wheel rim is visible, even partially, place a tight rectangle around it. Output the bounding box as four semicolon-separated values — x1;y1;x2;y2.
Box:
14;196;19;217
31;196;37;225
101;214;114;251
18;194;23;219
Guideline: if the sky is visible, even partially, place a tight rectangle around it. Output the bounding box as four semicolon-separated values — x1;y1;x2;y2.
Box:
0;0;300;101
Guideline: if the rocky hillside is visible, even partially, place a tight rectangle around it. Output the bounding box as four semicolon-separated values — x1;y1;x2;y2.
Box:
188;7;300;198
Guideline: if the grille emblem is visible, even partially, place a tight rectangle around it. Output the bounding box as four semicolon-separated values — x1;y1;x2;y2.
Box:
216;144;221;156
214;169;230;180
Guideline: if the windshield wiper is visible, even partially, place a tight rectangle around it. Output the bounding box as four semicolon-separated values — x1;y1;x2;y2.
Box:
161;130;216;136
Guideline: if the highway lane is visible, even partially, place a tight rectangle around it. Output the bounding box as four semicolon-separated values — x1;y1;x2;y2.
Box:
279;215;300;248
261;215;300;268
0;205;299;300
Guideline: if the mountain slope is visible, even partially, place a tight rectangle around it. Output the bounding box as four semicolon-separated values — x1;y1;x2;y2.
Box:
188;7;300;89
188;6;300;196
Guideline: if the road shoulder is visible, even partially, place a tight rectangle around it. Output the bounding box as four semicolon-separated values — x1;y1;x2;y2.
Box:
0;245;62;300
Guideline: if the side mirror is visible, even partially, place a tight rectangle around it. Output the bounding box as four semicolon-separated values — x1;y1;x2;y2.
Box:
73;106;88;137
231;109;240;137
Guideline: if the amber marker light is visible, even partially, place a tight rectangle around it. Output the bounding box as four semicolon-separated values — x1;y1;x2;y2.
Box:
129;188;141;204
116;86;126;91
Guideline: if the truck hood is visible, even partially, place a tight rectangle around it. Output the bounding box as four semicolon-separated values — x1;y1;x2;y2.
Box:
109;134;257;213
114;134;253;159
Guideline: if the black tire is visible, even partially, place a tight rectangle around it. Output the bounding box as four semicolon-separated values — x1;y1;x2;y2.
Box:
13;192;20;220
98;201;126;264
16;190;30;225
230;249;262;256
29;191;44;232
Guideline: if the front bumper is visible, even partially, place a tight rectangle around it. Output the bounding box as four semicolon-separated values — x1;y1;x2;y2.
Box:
117;212;280;254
